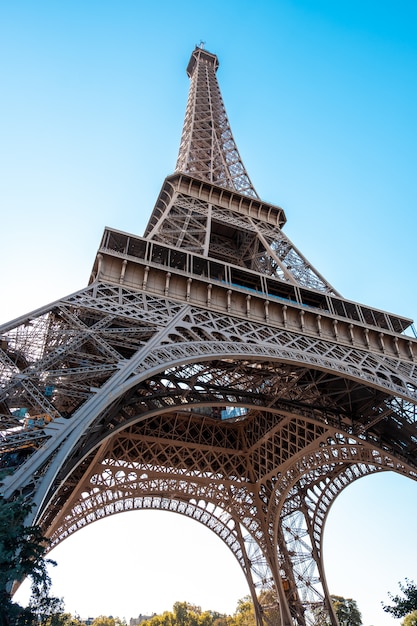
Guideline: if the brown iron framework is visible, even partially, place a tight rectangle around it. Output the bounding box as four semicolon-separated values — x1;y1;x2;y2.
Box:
1;45;417;626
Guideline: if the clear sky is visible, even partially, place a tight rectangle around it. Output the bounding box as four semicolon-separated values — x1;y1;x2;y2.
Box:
2;1;417;625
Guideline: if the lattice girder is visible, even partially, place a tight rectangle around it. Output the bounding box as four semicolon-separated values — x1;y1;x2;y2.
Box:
143;174;338;293
175;47;257;198
2;285;417;503
0;334;413;504
266;430;417;626
2;283;417;624
56;450;275;625
22;382;417;626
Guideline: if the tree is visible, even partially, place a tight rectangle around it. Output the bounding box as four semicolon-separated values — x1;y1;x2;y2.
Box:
0;493;62;626
140;603;213;626
331;596;362;626
28;582;64;625
233;596;255;626
173;602;191;626
138;597;274;626
383;579;417;618
313;596;362;626
403;611;417;626
91;618;126;626
40;614;84;626
139;602;233;626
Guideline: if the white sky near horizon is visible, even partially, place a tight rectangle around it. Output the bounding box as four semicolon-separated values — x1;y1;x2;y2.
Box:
2;2;417;625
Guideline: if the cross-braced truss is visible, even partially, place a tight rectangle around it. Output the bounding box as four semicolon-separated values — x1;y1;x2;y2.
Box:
175;47;258;198
144;177;338;294
2;283;417;625
2;45;417;626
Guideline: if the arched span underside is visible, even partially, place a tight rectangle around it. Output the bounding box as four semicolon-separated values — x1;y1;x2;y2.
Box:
25;363;417;526
123;340;417;403
4;336;417;531
2;284;417;472
5;335;417;512
49;492;274;597
40;415;417;626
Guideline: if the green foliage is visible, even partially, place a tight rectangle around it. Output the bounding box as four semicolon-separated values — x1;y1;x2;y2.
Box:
91;618;125;626
137;594;279;626
145;613;174;626
139;601;234;626
0;495;49;591
312;595;362;626
232;596;255;626
55;615;84;626
331;595;362;626
383;579;417;618
138;597;267;626
0;494;63;626
403;611;417;626
40;614;84;626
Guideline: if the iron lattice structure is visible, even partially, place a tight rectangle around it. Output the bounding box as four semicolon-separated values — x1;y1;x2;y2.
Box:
1;45;417;626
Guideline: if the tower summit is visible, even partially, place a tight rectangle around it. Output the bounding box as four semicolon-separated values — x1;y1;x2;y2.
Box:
175;45;258;197
2;47;417;626
145;46;338;293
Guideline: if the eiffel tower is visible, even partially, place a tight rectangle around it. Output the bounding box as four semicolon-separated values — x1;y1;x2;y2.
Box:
2;45;417;626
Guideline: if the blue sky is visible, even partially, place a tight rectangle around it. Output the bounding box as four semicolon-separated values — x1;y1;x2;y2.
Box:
2;1;417;625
